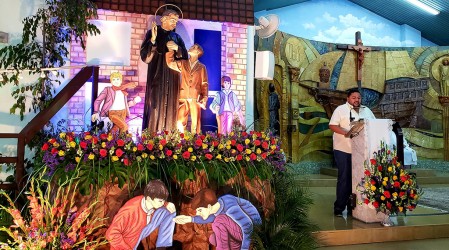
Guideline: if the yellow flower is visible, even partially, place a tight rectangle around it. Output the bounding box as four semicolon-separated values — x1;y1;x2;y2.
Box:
112;156;119;162
231;149;236;154
393;176;398;181
399;207;404;212
107;134;113;141
191;155;197;161
370;186;376;191
256;148;262;154
59;132;66;139
133;147;137;152
388;167;393;172
245;156;250;161
396;163;401;167
188;147;193;152
173;155;178;160
69;141;76;148
245;149;252;154
383;177;389;181
270;145;277;150
393;192;398;197
202;143;208;149
226;140;231;145
216;154;222;160
88;153;95;160
229;131;234;136
218;144;224;150
53;142;60;148
75;157;81;163
150;155;155;160
381;195;385;201
184;135;190;140
159;144;163;150
245;139;250;145
364;182;369;188
414;195;419;200
382;181;387;186
226;145;231;150
405;180;409;185
85;135;92;140
58;150;65;157
101;142;106;148
224;157;229;162
142;153;148;159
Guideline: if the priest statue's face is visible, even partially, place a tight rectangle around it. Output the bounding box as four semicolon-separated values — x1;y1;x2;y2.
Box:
161;13;179;31
347;91;361;108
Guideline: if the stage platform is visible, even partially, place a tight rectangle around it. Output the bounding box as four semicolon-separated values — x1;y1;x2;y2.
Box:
296;167;449;247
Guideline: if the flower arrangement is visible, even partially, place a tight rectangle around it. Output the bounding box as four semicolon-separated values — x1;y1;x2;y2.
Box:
357;141;422;215
0;170;107;249
38;130;286;194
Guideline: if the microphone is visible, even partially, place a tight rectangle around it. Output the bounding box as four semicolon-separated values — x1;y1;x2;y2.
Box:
349;108;354;122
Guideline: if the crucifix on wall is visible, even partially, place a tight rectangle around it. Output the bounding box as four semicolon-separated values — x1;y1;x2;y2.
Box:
337;31;380;91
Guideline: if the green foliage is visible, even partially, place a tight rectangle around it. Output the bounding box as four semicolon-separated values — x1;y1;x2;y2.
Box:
0;0;100;119
252;172;319;250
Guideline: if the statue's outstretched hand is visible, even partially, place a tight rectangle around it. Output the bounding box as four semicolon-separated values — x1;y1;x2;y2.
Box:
134;96;142;103
151;21;157;43
91;113;99;122
173;215;193;224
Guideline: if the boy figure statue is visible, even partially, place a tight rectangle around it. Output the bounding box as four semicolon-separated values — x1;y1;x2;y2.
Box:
91;72;141;134
106;180;176;250
174;188;262;250
209;76;245;135
166;43;209;134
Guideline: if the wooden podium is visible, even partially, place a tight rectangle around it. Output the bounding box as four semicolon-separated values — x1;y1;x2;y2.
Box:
350;119;394;223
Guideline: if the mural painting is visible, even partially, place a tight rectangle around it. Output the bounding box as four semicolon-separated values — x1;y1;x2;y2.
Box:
255;30;449;162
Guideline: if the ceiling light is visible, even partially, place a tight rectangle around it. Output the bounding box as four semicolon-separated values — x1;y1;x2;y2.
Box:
406;0;440;15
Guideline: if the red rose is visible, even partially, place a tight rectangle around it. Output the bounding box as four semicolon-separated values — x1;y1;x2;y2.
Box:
164;130;169;135
254;140;261;146
386;202;392;209
51;148;58;155
262;141;269;149
370;159;376;165
160;139;167;146
166;150;173;157
41;143;49;151
200;135;206;140
237;144;244;152
364;170;371;176
147;144;154;150
49;138;56;144
212;141;219;147
231;139;236;146
364;199;370;204
84;132;91;136
99;149;107;157
394;181;401;188
393;158;397;165
387;150;391;155
409;193;415;199
100;133;108;140
256;132;262;137
117;139;125;147
242;132;248;137
250;131;255;135
373;201;379;208
370;179;376;185
237;155;243;161
80;141;88;149
92;137;98;145
399;192;405;197
400;176;407;182
115;148;124;158
383;191;391;198
261;152;267;159
123;158;130;166
271;138;276;145
205;153;213;160
137;144;144;151
182;151;190;159
180;133;185;138
195;139;203;147
377;165;383;171
250;153;257;161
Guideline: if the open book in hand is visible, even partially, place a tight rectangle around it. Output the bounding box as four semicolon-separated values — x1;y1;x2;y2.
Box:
345;120;365;139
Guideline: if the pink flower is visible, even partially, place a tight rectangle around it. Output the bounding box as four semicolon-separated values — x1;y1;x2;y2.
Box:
166;150;173;157
117;139;125;147
99;149;107;157
182;151;190;159
205;153;213;160
115;148;124;158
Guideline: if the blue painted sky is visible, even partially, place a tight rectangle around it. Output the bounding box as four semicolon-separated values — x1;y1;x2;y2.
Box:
255;0;435;47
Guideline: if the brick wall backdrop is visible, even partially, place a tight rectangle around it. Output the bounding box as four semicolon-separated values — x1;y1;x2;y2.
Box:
68;9;248;133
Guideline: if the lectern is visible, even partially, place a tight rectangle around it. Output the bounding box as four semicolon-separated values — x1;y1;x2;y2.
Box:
350;119;394;223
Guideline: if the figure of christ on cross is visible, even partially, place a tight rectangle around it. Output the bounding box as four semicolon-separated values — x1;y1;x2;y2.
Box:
337;31;380;90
